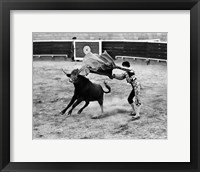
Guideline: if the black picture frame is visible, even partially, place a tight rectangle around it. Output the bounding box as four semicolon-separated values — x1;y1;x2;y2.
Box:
0;0;199;171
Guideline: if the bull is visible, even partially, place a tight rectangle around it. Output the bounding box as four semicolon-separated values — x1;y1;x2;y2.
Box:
59;69;111;117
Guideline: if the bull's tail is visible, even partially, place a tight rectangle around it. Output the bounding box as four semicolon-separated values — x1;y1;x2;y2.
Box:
103;81;111;94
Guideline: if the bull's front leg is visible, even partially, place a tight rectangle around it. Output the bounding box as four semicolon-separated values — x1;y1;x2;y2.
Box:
78;101;89;114
68;98;83;116
59;95;77;115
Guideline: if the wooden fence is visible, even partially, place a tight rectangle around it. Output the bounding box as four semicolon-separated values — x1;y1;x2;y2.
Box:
102;41;167;60
33;41;72;60
33;40;167;61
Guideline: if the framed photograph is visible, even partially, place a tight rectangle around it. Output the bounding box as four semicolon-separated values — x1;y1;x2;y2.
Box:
0;0;199;171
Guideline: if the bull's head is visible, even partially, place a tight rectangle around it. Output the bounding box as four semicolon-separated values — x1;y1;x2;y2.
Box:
62;69;80;83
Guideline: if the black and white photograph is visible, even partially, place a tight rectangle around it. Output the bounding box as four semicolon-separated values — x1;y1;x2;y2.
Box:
33;32;167;139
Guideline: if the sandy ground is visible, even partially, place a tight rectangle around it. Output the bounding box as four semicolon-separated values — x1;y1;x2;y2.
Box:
33;59;167;139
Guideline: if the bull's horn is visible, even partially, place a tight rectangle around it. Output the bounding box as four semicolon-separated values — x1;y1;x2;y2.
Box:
77;67;83;74
62;69;68;76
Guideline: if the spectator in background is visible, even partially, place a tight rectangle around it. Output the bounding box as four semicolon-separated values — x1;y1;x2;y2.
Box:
71;37;76;61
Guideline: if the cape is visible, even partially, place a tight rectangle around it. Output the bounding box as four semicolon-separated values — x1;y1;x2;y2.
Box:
79;51;131;78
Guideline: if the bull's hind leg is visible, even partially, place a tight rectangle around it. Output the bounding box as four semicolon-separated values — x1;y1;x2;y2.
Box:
98;99;104;114
92;99;104;119
78;101;89;114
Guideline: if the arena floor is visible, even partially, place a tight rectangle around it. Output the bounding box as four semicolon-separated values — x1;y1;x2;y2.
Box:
33;59;167;139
